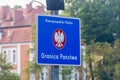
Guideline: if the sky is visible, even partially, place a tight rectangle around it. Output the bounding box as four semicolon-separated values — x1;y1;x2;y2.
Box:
0;0;46;8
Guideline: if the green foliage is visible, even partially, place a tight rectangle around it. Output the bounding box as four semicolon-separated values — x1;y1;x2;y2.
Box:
114;64;120;80
63;0;120;80
0;54;12;74
63;0;120;44
0;54;20;80
97;41;120;80
26;23;43;80
60;66;73;80
0;72;20;80
86;41;120;80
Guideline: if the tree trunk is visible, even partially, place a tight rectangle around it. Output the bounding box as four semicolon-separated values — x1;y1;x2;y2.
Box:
89;58;94;80
35;70;40;80
79;66;82;80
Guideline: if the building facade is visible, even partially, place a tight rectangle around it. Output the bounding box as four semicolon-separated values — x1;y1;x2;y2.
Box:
0;26;32;80
0;3;44;80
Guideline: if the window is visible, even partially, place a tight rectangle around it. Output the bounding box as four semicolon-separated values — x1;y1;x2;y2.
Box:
2;48;16;64
3;50;6;60
12;50;16;63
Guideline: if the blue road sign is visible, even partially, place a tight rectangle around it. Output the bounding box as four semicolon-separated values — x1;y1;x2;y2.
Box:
36;15;81;66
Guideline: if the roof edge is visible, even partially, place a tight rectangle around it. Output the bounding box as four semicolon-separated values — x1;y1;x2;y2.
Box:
0;25;31;29
0;41;31;44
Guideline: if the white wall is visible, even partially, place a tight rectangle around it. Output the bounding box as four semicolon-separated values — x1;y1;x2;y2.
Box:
0;42;31;75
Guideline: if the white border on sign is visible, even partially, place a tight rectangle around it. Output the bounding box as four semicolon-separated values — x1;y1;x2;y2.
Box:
36;15;81;66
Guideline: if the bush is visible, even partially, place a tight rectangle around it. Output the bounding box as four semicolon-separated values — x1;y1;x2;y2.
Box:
0;72;20;80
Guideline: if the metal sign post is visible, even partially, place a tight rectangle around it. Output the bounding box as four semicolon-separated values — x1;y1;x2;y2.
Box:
46;1;63;80
51;66;59;80
51;10;59;80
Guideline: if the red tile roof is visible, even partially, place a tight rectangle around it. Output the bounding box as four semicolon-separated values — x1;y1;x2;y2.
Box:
0;3;45;44
0;4;45;27
0;26;32;44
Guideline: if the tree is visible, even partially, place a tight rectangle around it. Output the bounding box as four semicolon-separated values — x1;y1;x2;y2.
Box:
0;72;20;80
86;42;99;80
63;0;84;17
86;41;120;80
62;0;120;80
96;41;120;80
63;0;120;44
0;54;20;80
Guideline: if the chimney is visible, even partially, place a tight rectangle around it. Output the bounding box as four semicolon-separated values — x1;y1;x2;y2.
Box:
25;4;32;13
0;30;4;40
0;6;9;20
12;9;23;24
36;6;44;14
6;11;12;21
